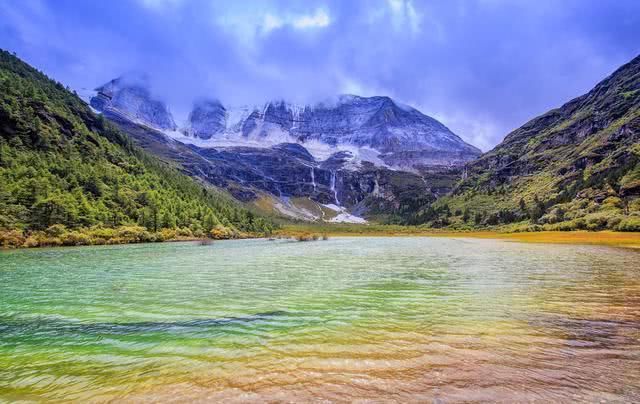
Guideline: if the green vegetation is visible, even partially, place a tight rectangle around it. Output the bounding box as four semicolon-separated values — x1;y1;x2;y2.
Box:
2;48;638;245
0;50;275;247
397;54;640;232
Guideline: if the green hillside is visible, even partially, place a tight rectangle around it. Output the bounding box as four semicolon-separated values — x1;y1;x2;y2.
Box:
0;50;274;247
408;55;640;231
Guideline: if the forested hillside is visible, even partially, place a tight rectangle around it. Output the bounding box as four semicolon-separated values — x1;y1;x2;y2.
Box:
407;55;640;231
0;50;274;247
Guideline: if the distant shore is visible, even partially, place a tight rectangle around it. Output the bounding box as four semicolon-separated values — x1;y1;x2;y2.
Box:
0;225;263;250
4;224;640;250
276;225;640;249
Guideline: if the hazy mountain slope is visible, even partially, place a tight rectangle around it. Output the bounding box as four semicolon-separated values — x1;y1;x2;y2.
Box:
184;95;481;168
91;75;177;131
90;78;481;169
103;111;439;224
419;54;640;230
0;50;274;247
89;76;467;223
186;99;226;139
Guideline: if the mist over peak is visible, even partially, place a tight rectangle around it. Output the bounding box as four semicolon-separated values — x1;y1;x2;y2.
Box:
2;0;639;150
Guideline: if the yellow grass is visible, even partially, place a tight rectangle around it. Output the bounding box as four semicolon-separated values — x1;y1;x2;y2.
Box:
486;231;640;248
276;225;640;249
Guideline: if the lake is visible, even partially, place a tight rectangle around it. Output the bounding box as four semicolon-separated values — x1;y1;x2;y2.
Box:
1;237;639;402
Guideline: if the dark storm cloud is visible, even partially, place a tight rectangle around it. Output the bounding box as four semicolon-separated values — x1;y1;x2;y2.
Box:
1;0;639;150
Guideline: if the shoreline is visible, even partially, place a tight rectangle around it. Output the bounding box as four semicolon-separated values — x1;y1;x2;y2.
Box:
3;228;640;250
276;227;640;249
0;226;265;250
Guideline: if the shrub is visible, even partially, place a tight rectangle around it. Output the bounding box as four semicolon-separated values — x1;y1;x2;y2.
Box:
105;237;125;245
0;229;26;248
210;225;233;240
159;228;177;241
39;234;62;246
23;235;40;248
116;226;152;242
583;212;624;230
573;218;587;230
90;227;117;240
602;196;623;210
61;231;92;246
617;217;640;232
176;227;193;238
45;224;67;237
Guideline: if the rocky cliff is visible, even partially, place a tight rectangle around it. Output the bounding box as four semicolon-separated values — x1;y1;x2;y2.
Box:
103;110;446;223
90;75;177;131
184;95;481;168
88;78;474;222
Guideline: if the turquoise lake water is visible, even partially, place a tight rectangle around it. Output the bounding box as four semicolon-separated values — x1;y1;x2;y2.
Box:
1;237;639;402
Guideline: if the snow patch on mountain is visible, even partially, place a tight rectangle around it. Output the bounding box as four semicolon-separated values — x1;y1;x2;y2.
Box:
164;129;390;171
89;76;481;169
323;204;368;224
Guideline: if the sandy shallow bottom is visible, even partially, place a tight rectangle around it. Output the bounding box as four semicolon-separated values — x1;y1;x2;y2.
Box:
1;238;639;402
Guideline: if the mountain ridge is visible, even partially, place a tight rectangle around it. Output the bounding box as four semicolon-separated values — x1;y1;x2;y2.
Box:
412;53;640;230
89;77;481;169
0;50;275;247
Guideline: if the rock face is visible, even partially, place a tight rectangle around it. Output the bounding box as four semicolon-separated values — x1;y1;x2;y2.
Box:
186;99;226;139
90;76;177;131
185;95;481;167
465;54;639;191
430;54;640;229
102;110;448;222
91;77;476;222
91;77;481;169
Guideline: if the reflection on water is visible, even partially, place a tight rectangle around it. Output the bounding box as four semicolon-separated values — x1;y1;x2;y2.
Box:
1;237;639;402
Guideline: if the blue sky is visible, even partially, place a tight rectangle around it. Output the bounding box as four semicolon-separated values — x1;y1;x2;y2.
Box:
1;0;639;150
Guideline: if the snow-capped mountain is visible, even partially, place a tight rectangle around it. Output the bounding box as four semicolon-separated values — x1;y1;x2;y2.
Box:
184;99;226;139
90;75;177;131
90;76;480;169
89;77;479;222
182;95;481;167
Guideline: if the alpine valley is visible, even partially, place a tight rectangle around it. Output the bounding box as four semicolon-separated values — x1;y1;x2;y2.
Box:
89;75;481;223
2;49;639;238
88;54;640;230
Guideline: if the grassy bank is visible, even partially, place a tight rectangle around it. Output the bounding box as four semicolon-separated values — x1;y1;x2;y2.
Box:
276;224;640;249
5;222;640;249
0;224;266;249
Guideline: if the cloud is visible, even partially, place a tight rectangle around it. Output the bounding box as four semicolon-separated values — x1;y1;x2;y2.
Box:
212;4;331;53
1;0;639;150
385;0;422;34
291;8;330;29
261;8;330;34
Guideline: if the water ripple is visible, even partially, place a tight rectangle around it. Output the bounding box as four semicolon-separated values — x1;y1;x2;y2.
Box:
1;237;639;402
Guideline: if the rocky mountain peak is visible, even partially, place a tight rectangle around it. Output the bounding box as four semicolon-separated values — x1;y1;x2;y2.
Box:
186;99;226;139
184;94;481;167
90;75;177;131
91;74;481;168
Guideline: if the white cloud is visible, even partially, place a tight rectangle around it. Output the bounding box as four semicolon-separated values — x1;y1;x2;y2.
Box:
292;9;331;29
263;14;284;32
429;110;503;152
261;8;331;34
216;6;331;48
386;0;422;34
340;78;365;96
